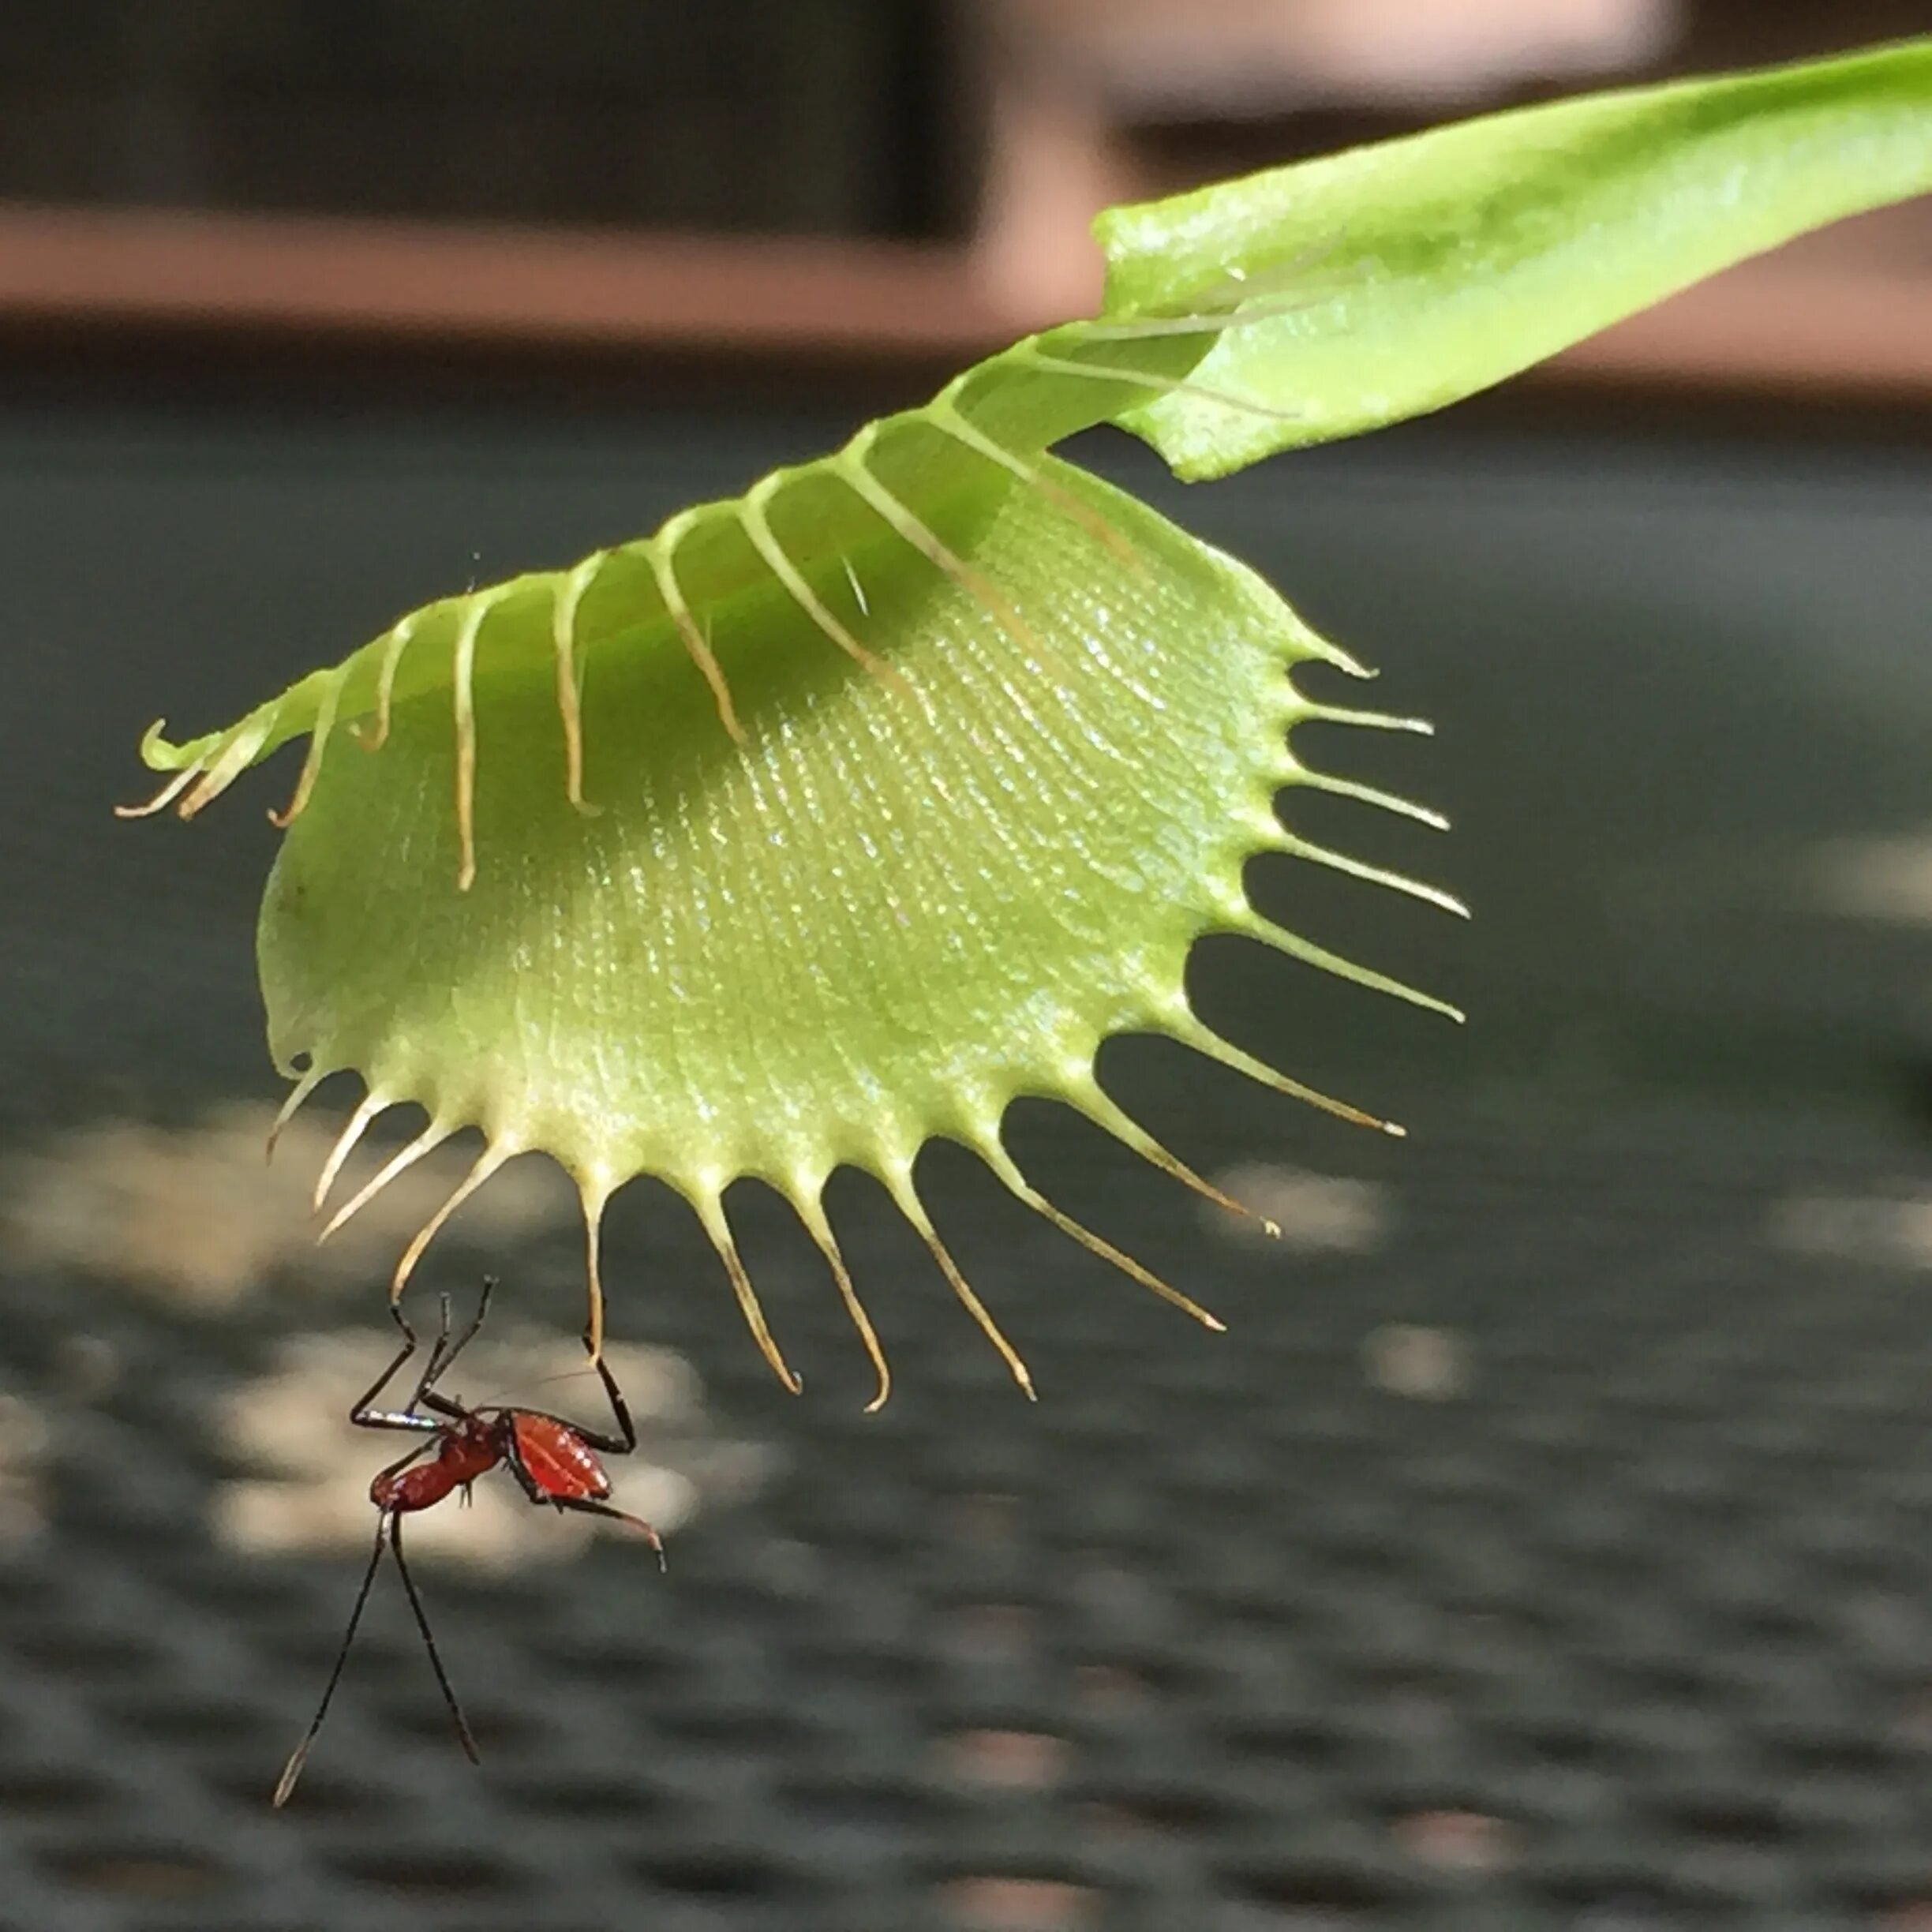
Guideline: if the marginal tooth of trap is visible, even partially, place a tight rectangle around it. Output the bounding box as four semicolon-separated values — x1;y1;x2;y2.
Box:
1285;631;1373;680
792;1185;890;1413
1233;909;1465;1023
313;1091;386;1214
881;1165;1035;1401
1072;313;1244;343
1064;1076;1281;1235
578;1178;611;1365
1072;309;1249;342
390;1142;513;1308
114;748;205;820
739;481;912;698
975;1136;1224;1331
179;717;272;820
317;1120;454;1242
552;554;605;815
354;615;418;751
451;590;504;893
137;716;185;766
1291;769;1450;830
1158;1005;1406;1138
1280;834;1470;918
1296;703;1432;736
1017;347;1302;429
836;446;1047;668
1271;614;1375;679
268;671;345;829
644;529;745;743
1073;294;1316;342
927;402;1146;579
1240;805;1294;855
265;1065;328;1164
691;1189;802;1395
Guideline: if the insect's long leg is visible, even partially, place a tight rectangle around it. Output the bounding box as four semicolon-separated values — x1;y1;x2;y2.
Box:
272;1515;390;1807
413;1278;496;1406
347;1321;439;1434
387;1514;480;1766
407;1293;456;1395
392;1277;496;1424
563;1350;637;1455
549;1495;665;1570
411;1279;497;1424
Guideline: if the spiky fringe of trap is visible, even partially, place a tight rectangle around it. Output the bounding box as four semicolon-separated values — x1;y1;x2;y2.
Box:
132;298;1466;1400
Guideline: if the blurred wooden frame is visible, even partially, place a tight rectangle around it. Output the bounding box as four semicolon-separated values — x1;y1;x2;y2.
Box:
0;204;1007;358
0;200;1928;405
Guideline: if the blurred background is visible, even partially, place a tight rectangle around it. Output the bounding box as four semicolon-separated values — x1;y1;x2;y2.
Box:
2;2;1932;1928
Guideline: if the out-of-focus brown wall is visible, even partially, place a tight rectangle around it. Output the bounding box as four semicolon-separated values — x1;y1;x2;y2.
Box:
0;0;1924;405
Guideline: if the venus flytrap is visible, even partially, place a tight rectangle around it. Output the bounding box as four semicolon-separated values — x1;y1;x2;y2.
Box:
124;40;1932;1399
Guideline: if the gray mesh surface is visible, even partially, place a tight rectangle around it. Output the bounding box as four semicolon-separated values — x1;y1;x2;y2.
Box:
2;402;1930;1927
4;1110;1932;1929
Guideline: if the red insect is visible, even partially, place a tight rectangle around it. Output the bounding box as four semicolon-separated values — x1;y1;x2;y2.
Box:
273;1277;661;1807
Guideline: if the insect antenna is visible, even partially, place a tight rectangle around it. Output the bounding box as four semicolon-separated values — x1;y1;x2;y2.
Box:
469;1365;594;1409
421;1277;496;1392
273;1515;389;1807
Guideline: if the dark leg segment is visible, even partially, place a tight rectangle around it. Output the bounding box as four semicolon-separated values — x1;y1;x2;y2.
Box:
559;1349;638;1456
388;1515;481;1765
272;1517;389;1807
354;1278;497;1432
429;1278;496;1386
348;1328;439;1435
550;1494;665;1569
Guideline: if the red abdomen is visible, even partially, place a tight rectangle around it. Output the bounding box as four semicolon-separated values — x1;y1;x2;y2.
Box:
510;1413;612;1502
